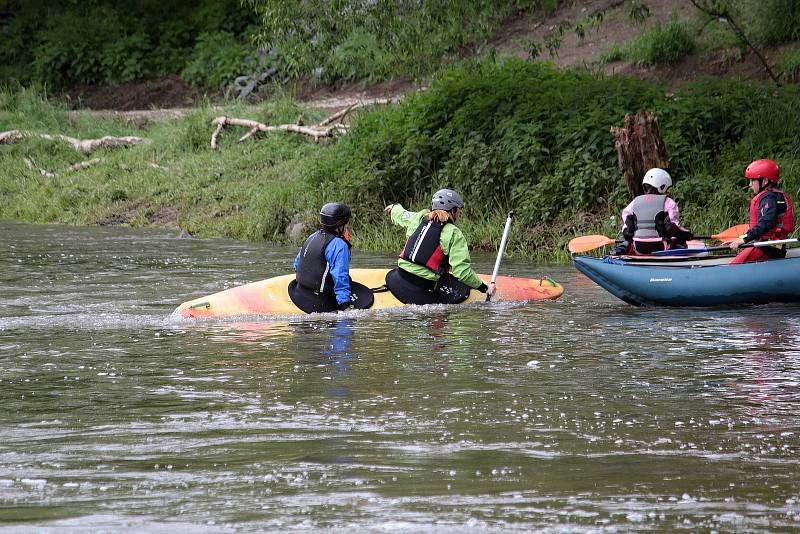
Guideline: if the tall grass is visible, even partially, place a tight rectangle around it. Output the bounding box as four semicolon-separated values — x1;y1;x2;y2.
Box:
751;0;800;45
603;17;697;66
777;49;800;83
0;88;317;241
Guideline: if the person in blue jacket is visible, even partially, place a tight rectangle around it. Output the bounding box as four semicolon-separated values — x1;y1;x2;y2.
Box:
294;203;354;311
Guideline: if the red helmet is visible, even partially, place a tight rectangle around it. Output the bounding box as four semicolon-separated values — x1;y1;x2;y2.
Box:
744;159;780;183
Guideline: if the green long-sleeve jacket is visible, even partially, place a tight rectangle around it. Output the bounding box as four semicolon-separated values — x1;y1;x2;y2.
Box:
390;204;484;289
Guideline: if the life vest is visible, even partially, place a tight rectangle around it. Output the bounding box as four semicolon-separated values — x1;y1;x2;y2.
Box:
631;194;666;240
296;230;348;293
749;188;794;240
399;219;447;273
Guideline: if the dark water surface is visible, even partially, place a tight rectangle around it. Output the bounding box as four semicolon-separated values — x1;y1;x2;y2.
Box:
2;221;800;532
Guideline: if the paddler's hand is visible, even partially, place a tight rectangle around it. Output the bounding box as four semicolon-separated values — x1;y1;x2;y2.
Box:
486;282;496;298
383;204;394;214
726;237;745;251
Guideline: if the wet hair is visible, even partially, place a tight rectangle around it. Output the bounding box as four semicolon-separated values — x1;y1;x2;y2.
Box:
425;209;452;223
643;184;660;195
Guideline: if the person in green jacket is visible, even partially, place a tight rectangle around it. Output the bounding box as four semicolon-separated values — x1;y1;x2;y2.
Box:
383;188;495;305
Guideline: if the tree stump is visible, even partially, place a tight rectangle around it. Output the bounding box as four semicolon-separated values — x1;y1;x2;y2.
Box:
610;110;669;199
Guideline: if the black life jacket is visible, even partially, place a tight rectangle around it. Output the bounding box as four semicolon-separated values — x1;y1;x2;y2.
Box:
296;230;345;294
399;219;447;273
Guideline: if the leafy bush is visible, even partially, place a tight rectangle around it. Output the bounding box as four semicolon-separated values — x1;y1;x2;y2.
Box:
656;78;800;173
30;7;144;85
1;0;256;88
326;29;391;84
305;58;800;243
147;20;195;78
307;60;660;225
181;31;251;88
751;0;800;45
777;49;800;83
246;0;572;85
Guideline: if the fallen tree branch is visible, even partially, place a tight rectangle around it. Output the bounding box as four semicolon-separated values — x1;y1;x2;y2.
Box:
42;133;149;153
319;103;358;127
320;98;394;125
0;130;25;145
238;126;260;143
69;158;105;172
23;157;106;177
1;130;149;153
210;116;348;147
210;120;226;149
209;98;392;148
24;157;55;177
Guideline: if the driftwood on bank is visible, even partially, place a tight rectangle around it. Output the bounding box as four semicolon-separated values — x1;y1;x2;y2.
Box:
610;110;669;199
0;129;149;153
210;98;393;149
210;117;348;148
24;157;106;177
23;157;55;177
68;158;105;172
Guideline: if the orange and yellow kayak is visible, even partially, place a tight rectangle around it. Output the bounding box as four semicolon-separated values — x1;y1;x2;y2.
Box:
175;268;563;318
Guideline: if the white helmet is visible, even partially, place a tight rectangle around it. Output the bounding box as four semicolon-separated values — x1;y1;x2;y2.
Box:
642;168;672;194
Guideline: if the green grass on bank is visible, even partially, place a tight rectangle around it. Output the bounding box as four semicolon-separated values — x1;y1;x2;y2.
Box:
0;88;320;241
2;61;800;263
600;18;697;67
598;1;800;69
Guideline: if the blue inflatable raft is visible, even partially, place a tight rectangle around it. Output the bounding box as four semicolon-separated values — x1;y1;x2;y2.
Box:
573;250;800;307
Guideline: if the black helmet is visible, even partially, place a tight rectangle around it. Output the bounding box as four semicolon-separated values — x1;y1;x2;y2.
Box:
319;202;351;227
431;188;464;211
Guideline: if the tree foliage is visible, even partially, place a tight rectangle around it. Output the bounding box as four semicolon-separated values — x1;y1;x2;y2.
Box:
307;59;800;234
244;0;566;83
0;0;255;87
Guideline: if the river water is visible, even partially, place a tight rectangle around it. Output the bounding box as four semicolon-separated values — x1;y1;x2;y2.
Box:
2;220;800;532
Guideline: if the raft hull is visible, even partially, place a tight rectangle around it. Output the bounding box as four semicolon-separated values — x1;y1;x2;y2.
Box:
176;268;563;318
573;254;800;307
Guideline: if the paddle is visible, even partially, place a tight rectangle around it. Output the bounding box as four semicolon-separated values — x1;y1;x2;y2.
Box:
567;223;750;254
487;210;514;302
652;237;799;256
707;223;750;242
567;234;615;254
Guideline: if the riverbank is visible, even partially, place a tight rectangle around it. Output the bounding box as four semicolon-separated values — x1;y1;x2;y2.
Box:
1;61;799;262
